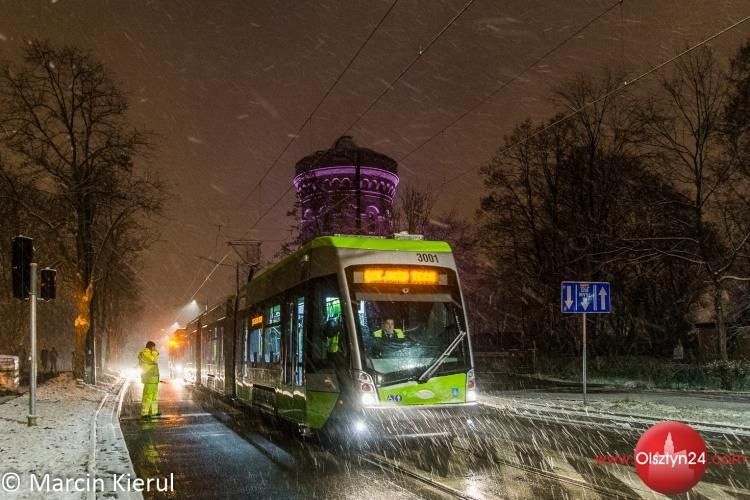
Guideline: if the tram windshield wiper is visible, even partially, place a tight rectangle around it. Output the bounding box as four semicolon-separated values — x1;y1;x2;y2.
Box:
416;326;466;384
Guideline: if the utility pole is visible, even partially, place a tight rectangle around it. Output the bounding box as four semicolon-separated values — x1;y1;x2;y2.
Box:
227;240;261;399
355;149;361;234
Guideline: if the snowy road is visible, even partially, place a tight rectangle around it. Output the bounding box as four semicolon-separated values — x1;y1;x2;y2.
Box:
119;381;750;499
119;380;452;499
467;403;750;498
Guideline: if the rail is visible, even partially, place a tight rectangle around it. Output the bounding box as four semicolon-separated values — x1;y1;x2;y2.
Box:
361;452;482;500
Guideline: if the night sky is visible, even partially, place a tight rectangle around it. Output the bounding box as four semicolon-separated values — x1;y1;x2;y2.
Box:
1;0;748;338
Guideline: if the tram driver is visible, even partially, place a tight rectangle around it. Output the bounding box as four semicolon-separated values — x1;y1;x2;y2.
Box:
373;318;405;340
365;317;407;361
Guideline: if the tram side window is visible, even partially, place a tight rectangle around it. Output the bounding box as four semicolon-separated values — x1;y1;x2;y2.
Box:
306;275;346;373
206;326;217;368
246;313;263;367
249;327;262;365
204;326;214;366
264;303;281;364
283;294;306;385
215;326;224;365
201;325;209;365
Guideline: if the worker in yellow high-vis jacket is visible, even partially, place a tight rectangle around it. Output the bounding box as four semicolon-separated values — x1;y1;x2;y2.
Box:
138;341;161;420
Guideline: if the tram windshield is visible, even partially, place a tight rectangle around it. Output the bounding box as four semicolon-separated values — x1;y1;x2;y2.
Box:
353;294;471;385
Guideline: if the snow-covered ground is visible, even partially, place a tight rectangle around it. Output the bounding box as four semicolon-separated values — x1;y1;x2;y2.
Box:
483;389;750;429
0;373;138;500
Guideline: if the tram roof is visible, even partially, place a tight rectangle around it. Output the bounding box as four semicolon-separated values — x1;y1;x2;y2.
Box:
250;236;453;293
190;236;455;322
305;235;452;253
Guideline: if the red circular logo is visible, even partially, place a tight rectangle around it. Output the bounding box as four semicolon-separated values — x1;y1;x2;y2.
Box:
634;421;707;494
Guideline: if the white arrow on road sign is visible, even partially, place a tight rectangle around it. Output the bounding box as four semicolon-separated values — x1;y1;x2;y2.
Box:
581;296;590;311
562;281;610;314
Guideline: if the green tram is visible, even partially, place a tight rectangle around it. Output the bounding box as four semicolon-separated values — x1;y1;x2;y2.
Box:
184;235;478;441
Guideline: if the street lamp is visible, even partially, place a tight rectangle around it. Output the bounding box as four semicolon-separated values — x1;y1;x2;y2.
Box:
175;300;204;326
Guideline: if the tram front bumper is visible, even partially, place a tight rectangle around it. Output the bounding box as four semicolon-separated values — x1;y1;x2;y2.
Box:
330;402;479;443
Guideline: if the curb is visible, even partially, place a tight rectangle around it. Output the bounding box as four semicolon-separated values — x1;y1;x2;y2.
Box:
87;378;143;500
87;381;115;500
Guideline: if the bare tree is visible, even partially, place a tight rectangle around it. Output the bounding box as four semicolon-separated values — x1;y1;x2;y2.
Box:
0;41;165;380
478;69;698;357
637;46;749;361
393;184;434;235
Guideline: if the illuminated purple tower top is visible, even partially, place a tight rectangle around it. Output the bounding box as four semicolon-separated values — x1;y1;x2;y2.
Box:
293;136;399;241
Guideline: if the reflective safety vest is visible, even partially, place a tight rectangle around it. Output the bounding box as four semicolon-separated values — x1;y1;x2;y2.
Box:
327;334;339;353
138;348;160;384
373;328;405;339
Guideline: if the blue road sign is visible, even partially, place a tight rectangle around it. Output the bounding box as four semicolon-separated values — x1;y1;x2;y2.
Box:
561;281;611;314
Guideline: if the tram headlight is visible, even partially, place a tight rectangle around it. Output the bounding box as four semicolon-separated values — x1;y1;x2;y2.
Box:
354;420;368;433
466;368;477;402
361;393;378;406
354;370;379;407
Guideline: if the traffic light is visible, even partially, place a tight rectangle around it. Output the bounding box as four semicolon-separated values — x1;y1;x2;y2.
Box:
12;236;34;300
40;268;57;301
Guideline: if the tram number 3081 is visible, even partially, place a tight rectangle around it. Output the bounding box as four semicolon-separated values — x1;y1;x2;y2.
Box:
416;253;439;263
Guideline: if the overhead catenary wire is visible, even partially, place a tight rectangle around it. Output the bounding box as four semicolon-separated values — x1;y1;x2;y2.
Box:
187;0;477;304
226;0;622;253
237;0;400;210
188;8;750;306
242;0;477;210
187;184;296;303
184;1;400;306
341;0;477;135
397;0;624;165
434;12;750;192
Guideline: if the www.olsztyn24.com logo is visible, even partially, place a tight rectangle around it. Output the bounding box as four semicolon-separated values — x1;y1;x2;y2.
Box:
634;421;707;494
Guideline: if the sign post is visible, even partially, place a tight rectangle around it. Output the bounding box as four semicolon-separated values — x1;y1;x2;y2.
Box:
561;281;611;406
29;263;37;426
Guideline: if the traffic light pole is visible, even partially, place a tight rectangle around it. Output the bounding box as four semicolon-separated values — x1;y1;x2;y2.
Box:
28;263;38;426
12;236;55;426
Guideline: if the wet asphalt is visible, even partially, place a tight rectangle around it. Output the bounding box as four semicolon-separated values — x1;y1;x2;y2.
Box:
120;379;750;499
119;379;452;500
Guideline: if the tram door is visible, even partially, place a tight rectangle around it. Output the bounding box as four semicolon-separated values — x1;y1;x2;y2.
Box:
282;295;306;423
292;296;306;422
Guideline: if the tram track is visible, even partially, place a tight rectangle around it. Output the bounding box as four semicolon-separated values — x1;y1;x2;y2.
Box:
360;451;483;500
193;384;635;499
187;385;468;498
451;443;641;500
479;401;750;456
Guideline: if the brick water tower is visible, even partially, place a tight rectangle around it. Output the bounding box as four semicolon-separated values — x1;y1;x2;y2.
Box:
293;136;399;242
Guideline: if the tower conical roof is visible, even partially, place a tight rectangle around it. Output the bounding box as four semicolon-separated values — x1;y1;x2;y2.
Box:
294;135;397;175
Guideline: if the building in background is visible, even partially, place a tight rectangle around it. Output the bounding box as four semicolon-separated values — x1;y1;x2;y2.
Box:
293;136;399;242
